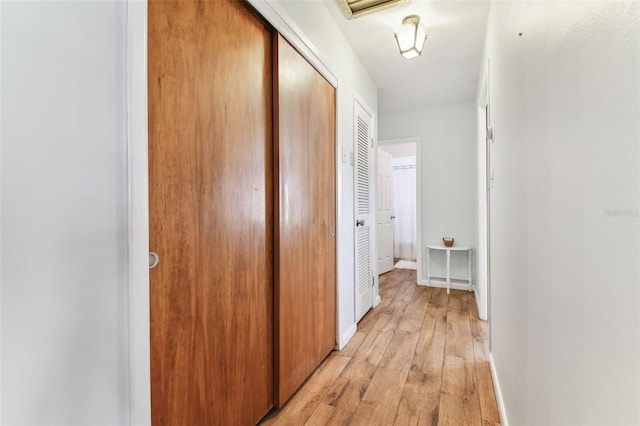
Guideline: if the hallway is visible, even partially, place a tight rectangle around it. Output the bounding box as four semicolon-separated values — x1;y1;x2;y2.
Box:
262;269;500;425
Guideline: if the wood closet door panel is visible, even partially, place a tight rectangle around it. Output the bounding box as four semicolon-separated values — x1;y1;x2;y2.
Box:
274;35;337;406
148;1;273;424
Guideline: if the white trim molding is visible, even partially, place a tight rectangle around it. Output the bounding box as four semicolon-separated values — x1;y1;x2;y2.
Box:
247;0;337;88
489;353;509;426
126;1;151;425
0;3;3;422
334;83;344;352
418;280;476;293
338;323;357;351
476;58;491;322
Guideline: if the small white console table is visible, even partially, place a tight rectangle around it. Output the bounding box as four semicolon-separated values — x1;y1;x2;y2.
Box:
425;244;473;294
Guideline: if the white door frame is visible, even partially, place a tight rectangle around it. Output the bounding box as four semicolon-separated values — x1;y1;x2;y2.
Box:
126;1;341;424
378;137;421;285
126;3;150;424
476;59;491;322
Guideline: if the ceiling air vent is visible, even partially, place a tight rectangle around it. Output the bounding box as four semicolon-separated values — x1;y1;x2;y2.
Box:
337;0;407;20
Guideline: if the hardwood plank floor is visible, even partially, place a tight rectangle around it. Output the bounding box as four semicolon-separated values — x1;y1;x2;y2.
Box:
261;269;500;426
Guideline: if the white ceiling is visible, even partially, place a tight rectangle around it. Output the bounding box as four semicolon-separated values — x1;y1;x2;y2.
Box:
324;0;490;114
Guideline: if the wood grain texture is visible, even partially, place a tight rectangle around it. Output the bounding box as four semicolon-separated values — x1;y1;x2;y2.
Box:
307;404;355;426
263;382;328;425
148;1;273;424
350;367;408;425
263;269;500;425
394;376;441;426
378;329;420;371
397;286;432;333
470;319;490;363
430;287;450;309
471;319;500;424
468;292;481;320
396;302;447;424
323;376;370;413
339;331;367;357
274;34;337;406
448;289;469;313
439;307;482;426
475;360;501;424
308;354;351;387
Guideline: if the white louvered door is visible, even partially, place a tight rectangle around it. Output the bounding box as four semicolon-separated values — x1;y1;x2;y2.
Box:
354;99;374;322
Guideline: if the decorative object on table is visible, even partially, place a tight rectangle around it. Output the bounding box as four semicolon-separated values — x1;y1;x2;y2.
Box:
443;237;454;247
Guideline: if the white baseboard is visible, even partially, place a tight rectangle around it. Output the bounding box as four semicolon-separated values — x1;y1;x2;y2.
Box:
489;353;509;426
374;294;381;307
337;322;357;351
418;279;475;292
474;288;488;321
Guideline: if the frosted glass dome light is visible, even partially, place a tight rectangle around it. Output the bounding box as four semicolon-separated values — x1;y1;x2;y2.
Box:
394;15;427;60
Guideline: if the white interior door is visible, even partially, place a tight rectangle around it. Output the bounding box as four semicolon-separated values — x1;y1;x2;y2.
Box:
391;156;417;260
355;99;374;322
377;150;393;274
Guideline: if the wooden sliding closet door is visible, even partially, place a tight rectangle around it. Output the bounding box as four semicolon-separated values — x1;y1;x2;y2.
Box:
274;35;337;406
148;1;273;424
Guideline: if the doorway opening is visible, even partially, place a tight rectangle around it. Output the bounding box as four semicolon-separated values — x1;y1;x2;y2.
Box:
377;138;420;279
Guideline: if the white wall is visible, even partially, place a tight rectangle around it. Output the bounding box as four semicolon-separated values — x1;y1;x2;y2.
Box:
380;142;416;158
481;1;640;424
275;0;378;347
1;1;129;425
379;103;478;284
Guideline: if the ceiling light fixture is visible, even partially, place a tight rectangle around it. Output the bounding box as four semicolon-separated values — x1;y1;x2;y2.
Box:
394;15;427;60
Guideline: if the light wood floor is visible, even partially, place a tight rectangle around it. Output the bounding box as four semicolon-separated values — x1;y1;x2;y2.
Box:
261;268;500;426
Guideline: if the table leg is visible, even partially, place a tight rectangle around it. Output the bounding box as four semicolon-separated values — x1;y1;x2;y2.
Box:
446;249;451;295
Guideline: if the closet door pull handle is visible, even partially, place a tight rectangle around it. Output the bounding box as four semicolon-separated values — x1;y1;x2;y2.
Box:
149;252;160;269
